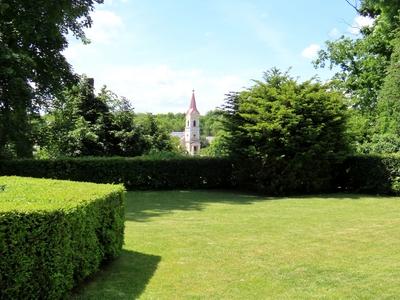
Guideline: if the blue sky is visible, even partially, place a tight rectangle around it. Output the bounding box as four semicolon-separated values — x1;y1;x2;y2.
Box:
65;0;371;113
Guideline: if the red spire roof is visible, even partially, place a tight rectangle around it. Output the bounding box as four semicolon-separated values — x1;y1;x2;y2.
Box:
187;89;200;114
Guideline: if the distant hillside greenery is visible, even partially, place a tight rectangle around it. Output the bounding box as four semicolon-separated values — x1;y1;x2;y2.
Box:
136;110;225;153
136;110;224;137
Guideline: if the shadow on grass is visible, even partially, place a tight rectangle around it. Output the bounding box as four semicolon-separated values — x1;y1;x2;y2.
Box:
125;190;264;222
125;190;381;222
69;250;161;300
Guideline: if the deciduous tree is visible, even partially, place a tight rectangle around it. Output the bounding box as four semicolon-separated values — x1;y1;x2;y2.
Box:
0;0;103;157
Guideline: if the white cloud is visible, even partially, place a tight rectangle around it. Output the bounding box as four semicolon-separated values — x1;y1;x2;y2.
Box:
91;65;248;113
63;40;98;61
329;27;340;39
301;44;321;59
103;0;128;7
63;44;79;61
348;15;375;35
62;10;123;61
218;2;292;60
86;10;123;44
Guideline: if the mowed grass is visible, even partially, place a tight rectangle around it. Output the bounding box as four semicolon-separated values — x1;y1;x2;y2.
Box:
72;191;400;299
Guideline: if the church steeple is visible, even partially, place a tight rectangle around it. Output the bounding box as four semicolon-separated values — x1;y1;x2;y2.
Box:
187;89;200;115
184;89;201;155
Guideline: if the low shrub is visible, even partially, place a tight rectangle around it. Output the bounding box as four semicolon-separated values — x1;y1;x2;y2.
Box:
0;157;233;190
0;176;125;299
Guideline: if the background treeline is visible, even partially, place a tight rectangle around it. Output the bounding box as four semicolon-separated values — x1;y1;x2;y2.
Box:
136;108;224;151
143;110;224;137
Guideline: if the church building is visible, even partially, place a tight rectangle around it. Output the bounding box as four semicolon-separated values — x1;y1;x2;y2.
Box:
184;90;201;155
170;90;201;155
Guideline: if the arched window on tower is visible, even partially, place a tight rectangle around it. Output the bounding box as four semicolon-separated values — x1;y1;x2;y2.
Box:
193;120;196;127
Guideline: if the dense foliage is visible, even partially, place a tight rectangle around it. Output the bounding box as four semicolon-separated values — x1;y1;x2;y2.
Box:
0;0;103;158
338;154;400;194
316;0;400;154
145;112;185;132
315;0;400;113
200;110;225;137
0;156;233;190
221;68;349;194
0;176;124;299
376;35;400;136
35;77;175;158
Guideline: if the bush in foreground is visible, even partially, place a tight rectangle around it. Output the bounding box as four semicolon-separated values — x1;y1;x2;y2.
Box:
0;176;125;299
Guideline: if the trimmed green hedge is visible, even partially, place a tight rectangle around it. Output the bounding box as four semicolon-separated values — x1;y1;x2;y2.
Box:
232;157;337;195
337;154;400;195
230;154;400;195
0;176;125;299
0;157;233;190
233;154;400;195
1;155;400;195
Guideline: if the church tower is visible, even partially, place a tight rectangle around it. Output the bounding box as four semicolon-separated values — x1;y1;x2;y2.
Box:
185;90;201;155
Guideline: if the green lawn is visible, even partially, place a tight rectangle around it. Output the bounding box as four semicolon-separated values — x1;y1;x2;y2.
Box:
72;191;400;299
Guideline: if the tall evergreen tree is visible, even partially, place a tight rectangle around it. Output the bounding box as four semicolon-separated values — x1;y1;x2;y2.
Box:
221;69;349;193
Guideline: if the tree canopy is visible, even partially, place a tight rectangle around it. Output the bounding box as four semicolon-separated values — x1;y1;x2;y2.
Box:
315;0;400;112
0;0;102;158
316;0;400;154
36;77;175;158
